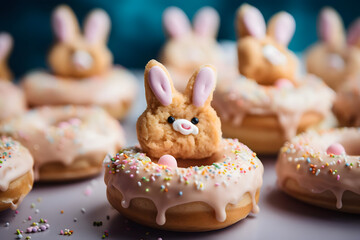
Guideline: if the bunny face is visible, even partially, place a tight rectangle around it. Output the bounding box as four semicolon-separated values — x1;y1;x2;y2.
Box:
136;60;221;160
306;7;360;90
0;33;13;81
48;5;113;78
160;7;221;82
236;4;298;85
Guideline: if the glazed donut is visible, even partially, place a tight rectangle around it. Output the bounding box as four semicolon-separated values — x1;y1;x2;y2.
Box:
0;137;33;211
213;75;335;154
0;81;26;122
306;8;360;90
333;75;360;126
0;105;124;181
104;139;263;231
276;128;360;213
22;67;137;120
104;60;263;231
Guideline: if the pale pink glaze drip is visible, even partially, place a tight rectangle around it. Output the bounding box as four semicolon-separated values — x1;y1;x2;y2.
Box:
0;81;26;122
0;137;34;209
213;74;335;140
105;138;263;225
276;128;360;209
22;66;137;106
0;106;124;180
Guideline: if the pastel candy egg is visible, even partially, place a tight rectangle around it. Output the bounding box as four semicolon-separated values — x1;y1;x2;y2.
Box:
275;78;294;89
326;143;345;155
158;155;177;169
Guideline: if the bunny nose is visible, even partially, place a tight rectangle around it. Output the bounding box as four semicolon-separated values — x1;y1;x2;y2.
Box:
72;50;93;70
181;123;191;130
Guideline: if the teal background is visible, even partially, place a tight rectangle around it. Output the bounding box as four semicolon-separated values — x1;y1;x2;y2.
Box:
0;0;359;78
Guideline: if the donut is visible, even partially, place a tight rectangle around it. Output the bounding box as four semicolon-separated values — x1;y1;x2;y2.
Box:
276;128;360;213
0;81;26;122
333;75;360;126
306;7;360;90
0;105;124;181
22;5;137;119
104;60;263;231
160;7;235;92
0;137;33;211
22;67;137;119
213;75;335;154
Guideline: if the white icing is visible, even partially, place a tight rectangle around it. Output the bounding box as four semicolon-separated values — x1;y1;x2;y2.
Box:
328;53;345;70
262;44;287;66
172;119;199;135
72;50;93;70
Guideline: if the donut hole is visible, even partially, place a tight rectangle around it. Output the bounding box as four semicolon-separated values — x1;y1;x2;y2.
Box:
338;138;360;156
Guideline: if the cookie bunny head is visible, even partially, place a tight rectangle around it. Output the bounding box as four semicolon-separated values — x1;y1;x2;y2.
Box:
137;60;221;160
160;7;221;87
306;7;360;90
0;33;13;81
48;5;113;78
237;4;298;85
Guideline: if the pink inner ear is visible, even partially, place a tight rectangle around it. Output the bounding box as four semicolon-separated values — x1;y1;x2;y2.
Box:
192;67;215;107
84;10;110;44
163;7;191;38
0;33;12;59
148;66;172;106
318;9;336;43
193;7;219;37
347;18;360;45
243;6;266;39
52;8;74;42
274;13;295;46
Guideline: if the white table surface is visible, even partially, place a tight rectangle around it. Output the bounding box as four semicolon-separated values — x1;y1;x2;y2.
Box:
0;71;359;240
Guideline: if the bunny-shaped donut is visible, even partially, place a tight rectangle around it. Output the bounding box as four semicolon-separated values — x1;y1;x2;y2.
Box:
160;7;222;91
137;59;221;159
237;4;298;85
48;5;113;78
306;7;360;90
0;33;13;81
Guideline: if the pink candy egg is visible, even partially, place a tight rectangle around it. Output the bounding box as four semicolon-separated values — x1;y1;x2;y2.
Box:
326;143;345;155
275;78;294;89
158;155;178;169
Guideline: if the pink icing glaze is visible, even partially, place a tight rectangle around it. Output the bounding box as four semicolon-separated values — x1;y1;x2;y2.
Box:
0;106;124;180
22;67;137;106
0;33;12;60
163;7;191;39
52;6;75;43
104;138;263;225
213;74;335;141
347;19;360;46
275;78;294;89
0;81;26;121
273;12;295;46
158;155;177;169
326;143;345;155
193;7;220;38
318;8;335;43
276;128;360;209
148;66;172;106
192;67;215;107
84;10;110;45
242;6;266;39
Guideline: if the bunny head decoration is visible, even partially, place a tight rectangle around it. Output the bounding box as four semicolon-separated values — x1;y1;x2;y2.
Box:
48;5;113;79
0;33;13;81
136;60;222;160
306;7;360;90
236;4;298;85
160;7;221;89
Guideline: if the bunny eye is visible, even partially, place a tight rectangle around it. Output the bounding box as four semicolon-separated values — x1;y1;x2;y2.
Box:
191;117;199;125
167;116;175;124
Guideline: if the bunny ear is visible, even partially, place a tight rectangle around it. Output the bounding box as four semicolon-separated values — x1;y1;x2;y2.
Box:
193;7;220;38
163;7;191;39
318;7;345;47
185;65;216;107
347;18;360;46
236;4;266;39
52;5;80;43
144;60;175;107
84;9;111;45
0;33;13;60
267;12;295;46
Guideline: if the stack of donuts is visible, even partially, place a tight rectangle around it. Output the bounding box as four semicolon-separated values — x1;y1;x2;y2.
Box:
0;1;359;233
